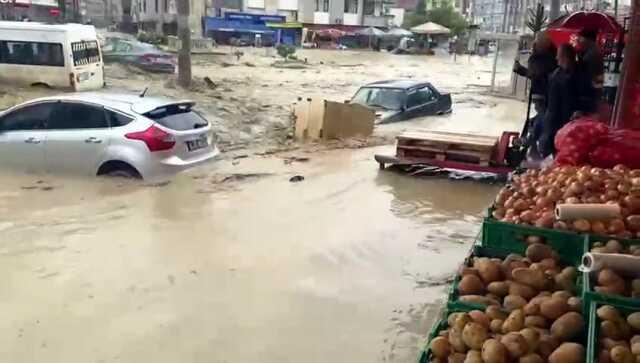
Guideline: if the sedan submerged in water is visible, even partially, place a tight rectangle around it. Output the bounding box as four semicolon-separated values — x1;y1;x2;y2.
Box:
350;80;452;124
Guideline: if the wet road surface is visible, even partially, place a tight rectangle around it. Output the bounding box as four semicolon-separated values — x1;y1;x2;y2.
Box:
0;146;502;363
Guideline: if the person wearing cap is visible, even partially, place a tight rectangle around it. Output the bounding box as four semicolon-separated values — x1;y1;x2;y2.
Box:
513;32;557;158
575;28;604;114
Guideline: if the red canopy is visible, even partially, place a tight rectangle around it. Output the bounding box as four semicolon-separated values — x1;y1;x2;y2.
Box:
546;11;622;50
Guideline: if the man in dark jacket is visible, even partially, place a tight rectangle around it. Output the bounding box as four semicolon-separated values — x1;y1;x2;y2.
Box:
539;43;579;157
575;28;604;114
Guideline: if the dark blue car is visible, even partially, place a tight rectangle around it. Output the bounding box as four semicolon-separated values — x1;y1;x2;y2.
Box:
350;80;452;124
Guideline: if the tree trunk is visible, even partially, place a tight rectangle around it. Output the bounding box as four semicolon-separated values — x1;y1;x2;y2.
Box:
549;0;560;22
501;0;509;32
177;0;191;88
156;0;164;34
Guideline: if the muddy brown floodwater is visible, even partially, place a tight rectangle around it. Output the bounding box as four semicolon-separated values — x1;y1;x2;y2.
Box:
0;145;502;363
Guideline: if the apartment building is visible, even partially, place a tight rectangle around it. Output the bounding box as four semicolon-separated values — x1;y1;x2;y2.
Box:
296;0;393;27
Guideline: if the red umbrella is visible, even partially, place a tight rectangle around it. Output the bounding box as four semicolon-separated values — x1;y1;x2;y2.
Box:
548;11;621;33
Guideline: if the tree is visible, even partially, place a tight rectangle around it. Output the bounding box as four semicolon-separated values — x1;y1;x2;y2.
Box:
526;3;548;34
177;0;192;88
403;6;468;35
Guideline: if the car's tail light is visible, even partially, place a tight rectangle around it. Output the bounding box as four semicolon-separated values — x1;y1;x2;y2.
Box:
126;125;176;152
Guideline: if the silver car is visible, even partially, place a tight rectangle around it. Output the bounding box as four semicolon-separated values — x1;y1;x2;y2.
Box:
0;92;219;182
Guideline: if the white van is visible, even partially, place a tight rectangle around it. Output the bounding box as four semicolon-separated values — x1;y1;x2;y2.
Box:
0;22;104;91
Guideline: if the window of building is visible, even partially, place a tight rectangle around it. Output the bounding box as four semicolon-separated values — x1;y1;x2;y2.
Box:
0;41;64;67
344;0;358;13
363;0;375;15
48;103;108;130
315;0;329;11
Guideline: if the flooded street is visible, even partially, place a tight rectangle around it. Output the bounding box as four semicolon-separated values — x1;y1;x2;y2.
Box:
1;145;501;363
0;47;527;362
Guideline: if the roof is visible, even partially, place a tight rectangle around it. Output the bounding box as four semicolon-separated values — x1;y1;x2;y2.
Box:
0;21;96;33
410;22;451;35
26;92;194;115
363;79;432;90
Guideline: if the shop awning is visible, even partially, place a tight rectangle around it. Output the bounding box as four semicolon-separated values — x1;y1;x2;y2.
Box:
265;22;303;29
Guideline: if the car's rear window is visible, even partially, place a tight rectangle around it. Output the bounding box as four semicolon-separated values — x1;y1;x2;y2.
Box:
144;104;208;131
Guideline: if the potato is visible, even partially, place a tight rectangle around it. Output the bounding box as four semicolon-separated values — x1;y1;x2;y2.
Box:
476;258;502;284
464;350;483;363
448;312;467;330
631;335;640;345
631;342;640;355
509;282;538;300
551;291;572;301
523;301;540;316
501;332;528;359
525;315;548;329
601;338;630;350
627;312;640;330
512;268;547;290
602;320;623;340
459;275;485;295
468;310;491;328
526;236;543;245
462;322;488;350
567;297;582;312
548;342;585;363
596;285;627;295
460;295;500;306
449;352;466;363
540;297;570;320
487;281;510;297
526;243;554;263
449;329;468;353
617;320;632;339
554;272;576;292
610;345;634;363
504;295;528;312
482;339;508;363
431;337;452;359
538;334;560;360
490;319;504;334
598;305;623;322
551;312;585;341
504;260;530;279
519;328;540;353
503;309;525;333
599;349;612;363
520;353;544;363
598;269;626;290
461;267;481;277
605;239;624;253
486;305;508;321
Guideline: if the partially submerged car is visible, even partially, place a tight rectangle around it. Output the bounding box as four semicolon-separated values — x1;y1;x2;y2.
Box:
350;80;452;124
101;37;176;73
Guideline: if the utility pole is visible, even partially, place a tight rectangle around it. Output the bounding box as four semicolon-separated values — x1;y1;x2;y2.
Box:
550;0;560;21
156;0;164;34
177;0;192;88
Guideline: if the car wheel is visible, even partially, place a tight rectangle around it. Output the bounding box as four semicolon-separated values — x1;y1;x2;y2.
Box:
98;161;142;179
105;169;138;179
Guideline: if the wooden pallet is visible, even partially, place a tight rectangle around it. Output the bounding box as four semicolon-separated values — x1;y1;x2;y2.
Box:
396;130;498;167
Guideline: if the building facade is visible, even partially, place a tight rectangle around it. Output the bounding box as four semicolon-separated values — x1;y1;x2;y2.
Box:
296;0;393;27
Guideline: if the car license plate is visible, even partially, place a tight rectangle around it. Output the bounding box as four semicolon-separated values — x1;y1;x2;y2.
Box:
186;135;208;151
78;72;91;81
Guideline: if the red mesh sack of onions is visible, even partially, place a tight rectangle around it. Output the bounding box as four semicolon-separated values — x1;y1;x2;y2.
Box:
589;129;640;169
554;117;609;166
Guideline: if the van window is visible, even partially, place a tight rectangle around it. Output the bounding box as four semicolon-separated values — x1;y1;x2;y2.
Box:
0;103;53;131
144;104;208;131
0;41;64;67
72;40;101;66
48;103;108;129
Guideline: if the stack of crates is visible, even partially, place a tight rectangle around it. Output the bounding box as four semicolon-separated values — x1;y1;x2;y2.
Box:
417;214;640;363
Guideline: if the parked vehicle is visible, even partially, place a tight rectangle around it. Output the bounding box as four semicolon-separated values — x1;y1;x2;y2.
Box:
0;93;220;182
0;22;104;91
101;37;176;73
350;80;452;124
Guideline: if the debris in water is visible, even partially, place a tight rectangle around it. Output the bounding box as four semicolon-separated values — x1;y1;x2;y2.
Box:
283;156;310;165
289;175;304;183
203;77;218;89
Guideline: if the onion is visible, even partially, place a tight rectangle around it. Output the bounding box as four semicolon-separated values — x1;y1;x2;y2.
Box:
623;196;640;213
607;219;626;234
573;219;591;233
513;199;528;212
614;164;629;173
492;208;506;220
553;221;569;230
520;210;536;223
536;196;553;209
626;215;640;232
591;220;607;235
629;170;640;178
617;182;631;194
504;197;516;209
565;197;581;204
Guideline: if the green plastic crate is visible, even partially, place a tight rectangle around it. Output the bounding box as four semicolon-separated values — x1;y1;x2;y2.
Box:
582;235;640;315
482;215;587;267
586;298;640;363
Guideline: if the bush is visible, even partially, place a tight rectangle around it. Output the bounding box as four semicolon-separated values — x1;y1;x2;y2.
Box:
276;44;296;59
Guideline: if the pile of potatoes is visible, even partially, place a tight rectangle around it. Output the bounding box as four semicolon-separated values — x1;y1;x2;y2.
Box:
457;238;580;310
590;240;640;299
596;305;640;363
429;306;585;363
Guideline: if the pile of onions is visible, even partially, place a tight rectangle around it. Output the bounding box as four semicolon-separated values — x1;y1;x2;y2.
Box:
493;165;640;238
